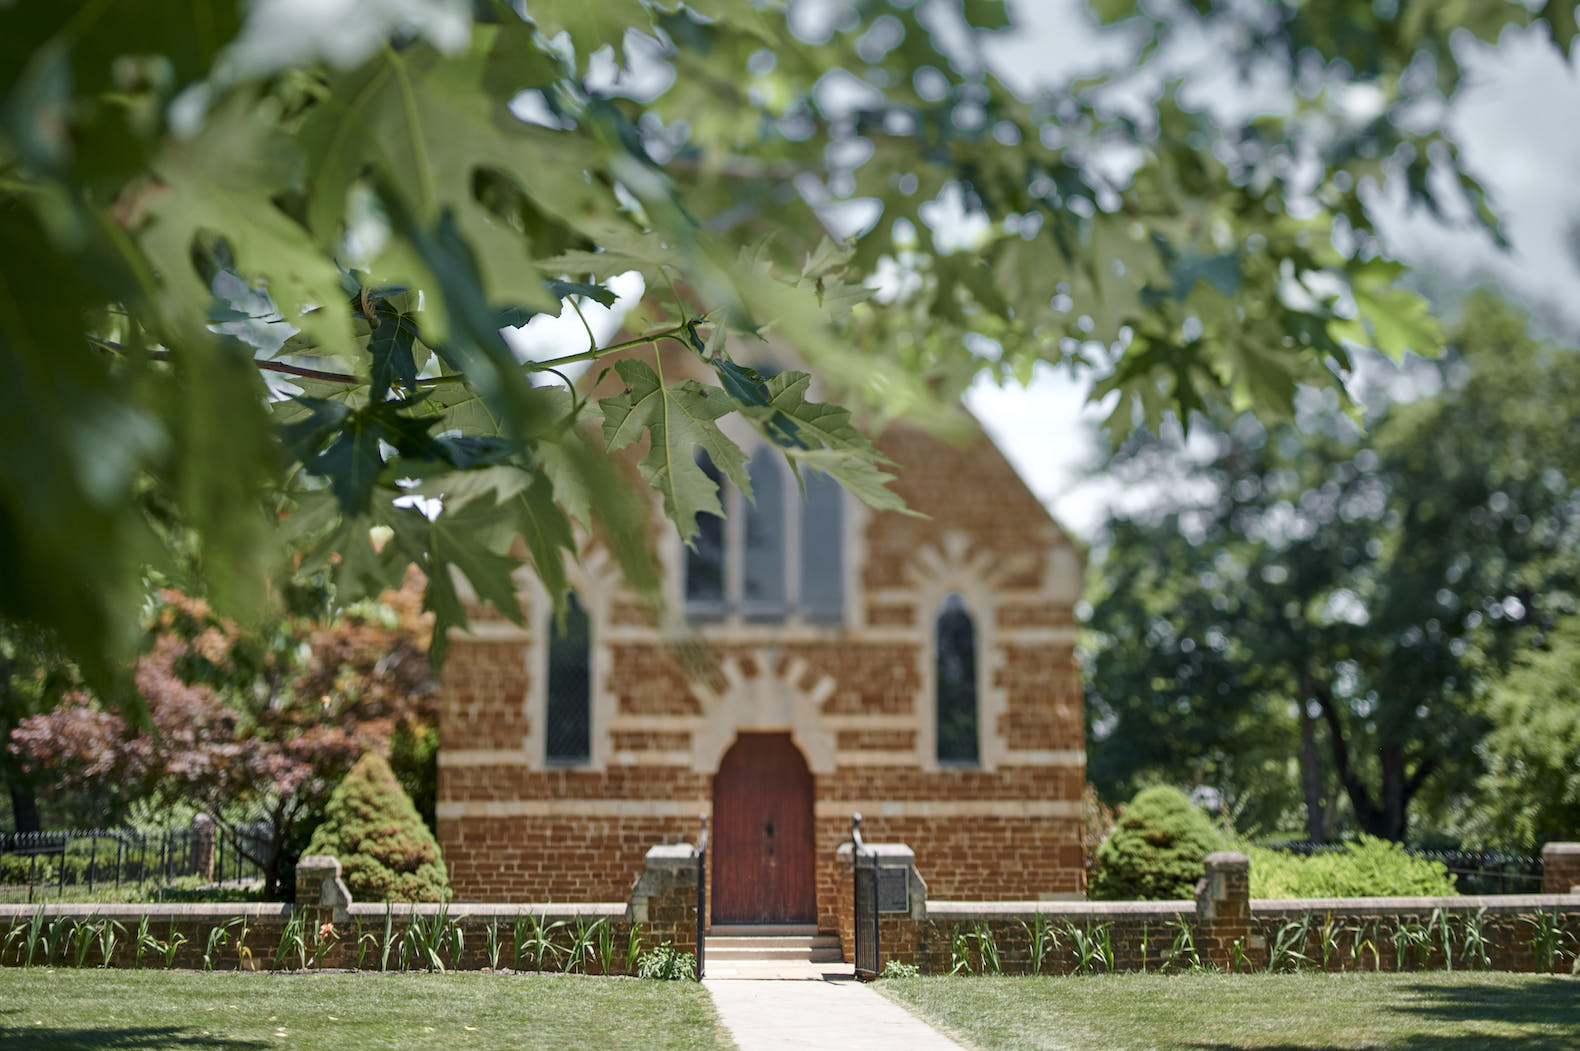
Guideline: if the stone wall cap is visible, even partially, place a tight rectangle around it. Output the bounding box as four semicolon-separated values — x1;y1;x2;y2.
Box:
1542;843;1580;858
296;855;342;872
835;842;914;860
1252;894;1580;914
0;903;293;920
347;901;626;918
929;899;1195;919
644;842;697;864
1203;851;1250;869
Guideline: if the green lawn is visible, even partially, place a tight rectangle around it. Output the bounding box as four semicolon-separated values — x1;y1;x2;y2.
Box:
0;970;731;1050
878;972;1580;1050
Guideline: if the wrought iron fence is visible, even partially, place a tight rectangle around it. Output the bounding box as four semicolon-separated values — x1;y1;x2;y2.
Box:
0;823;275;903
1263;841;1544;896
852;813;879;979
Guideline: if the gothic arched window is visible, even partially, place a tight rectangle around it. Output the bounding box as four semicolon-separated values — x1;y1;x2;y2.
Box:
546;592;591;763
742;448;787;619
799;469;844;622
684;451;727;618
935;592;979;764
680;446;844;624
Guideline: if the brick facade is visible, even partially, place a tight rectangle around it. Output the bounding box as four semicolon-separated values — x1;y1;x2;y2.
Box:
435;347;1087;931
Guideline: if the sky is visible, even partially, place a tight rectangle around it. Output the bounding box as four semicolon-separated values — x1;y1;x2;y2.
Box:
504;0;1580;540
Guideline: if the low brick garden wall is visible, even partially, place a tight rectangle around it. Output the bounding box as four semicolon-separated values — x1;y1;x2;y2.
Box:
0;844;701;974
836;844;1580;975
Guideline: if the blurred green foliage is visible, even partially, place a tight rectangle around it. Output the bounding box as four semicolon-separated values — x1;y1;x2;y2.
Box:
1;0;1570;690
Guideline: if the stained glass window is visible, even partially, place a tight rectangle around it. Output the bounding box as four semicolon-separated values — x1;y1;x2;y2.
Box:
546;592;591;763
936;592;978;763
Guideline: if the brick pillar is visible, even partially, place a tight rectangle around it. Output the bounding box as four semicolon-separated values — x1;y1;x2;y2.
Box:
628;843;700;959
1543;843;1580;894
834;841;926;967
191;814;216;882
294;854;352;924
1195;851;1253;970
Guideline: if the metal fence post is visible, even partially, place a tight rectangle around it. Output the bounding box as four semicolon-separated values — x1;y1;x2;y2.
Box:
696;813;708;980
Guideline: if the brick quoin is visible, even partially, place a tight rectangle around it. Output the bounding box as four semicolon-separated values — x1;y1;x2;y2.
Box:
435;345;1088;928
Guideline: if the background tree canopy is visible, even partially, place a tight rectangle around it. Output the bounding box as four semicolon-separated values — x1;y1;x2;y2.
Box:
2;0;1575;691
1083;295;1580;844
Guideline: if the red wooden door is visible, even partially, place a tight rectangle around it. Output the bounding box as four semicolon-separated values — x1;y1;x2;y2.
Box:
711;733;817;925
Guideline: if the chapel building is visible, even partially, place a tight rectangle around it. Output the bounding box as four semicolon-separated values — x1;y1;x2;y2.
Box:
434;347;1087;930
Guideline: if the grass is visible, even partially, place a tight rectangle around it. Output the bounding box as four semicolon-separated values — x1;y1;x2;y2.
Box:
878;971;1580;1050
0;970;731;1050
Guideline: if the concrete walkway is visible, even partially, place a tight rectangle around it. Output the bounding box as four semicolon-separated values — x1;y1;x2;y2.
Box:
704;976;968;1050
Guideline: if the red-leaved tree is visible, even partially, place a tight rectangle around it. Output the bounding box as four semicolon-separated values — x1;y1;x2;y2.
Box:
9;580;434;897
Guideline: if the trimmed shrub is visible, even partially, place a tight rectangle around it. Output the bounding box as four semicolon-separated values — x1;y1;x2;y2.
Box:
1090;786;1224;901
303;753;448;902
1247;836;1458;899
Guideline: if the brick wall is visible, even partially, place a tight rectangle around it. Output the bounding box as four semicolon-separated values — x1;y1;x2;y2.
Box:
1545;843;1580;894
0;847;702;974
833;846;1580;976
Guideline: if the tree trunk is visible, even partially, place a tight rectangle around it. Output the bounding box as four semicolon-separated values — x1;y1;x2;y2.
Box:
1297;674;1328;841
1298;704;1330;841
8;784;41;833
1378;743;1409;841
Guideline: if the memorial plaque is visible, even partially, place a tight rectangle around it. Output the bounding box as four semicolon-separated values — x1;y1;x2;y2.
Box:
876;865;910;913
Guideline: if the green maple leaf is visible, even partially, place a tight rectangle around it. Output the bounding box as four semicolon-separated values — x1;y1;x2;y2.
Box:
139;95;347;346
755;372;911;515
296;34;612;331
599;358;750;544
390;498;526;660
524;0;651;62
1331;261;1442;361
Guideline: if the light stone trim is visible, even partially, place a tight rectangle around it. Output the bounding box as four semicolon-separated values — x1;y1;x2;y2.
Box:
687;649;837;773
833;748;1085;768
813;800;1082;819
446;620;532;641
438;748;530;767
608;715;702;732
1001;749;1086;766
834;750;924;766
610;750;694;766
437;799;710;819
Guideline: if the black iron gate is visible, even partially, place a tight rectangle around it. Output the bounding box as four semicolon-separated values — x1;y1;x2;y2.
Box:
695;814;708;980
852;813;879;979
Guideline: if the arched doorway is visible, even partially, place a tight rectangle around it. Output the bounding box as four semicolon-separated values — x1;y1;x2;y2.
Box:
711;732;817;924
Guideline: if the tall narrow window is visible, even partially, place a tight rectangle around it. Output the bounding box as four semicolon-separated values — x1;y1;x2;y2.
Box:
685;451;726;618
546;592;591;763
742;448;787;619
935;592;979;764
800;469;844;622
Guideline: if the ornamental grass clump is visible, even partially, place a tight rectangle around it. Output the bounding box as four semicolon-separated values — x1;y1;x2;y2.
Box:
1090;786;1224;901
303;752;448;903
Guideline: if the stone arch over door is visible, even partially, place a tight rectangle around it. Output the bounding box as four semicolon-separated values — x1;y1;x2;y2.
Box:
711;732;817;925
687;650;837;775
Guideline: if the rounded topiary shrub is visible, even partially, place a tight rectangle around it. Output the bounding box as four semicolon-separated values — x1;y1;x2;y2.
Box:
1089;785;1224;901
304;752;449;902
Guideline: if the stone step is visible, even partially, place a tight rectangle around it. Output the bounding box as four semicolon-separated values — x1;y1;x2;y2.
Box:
706;945;845;962
709;935;840;950
702;959;853;980
708;924;821;937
